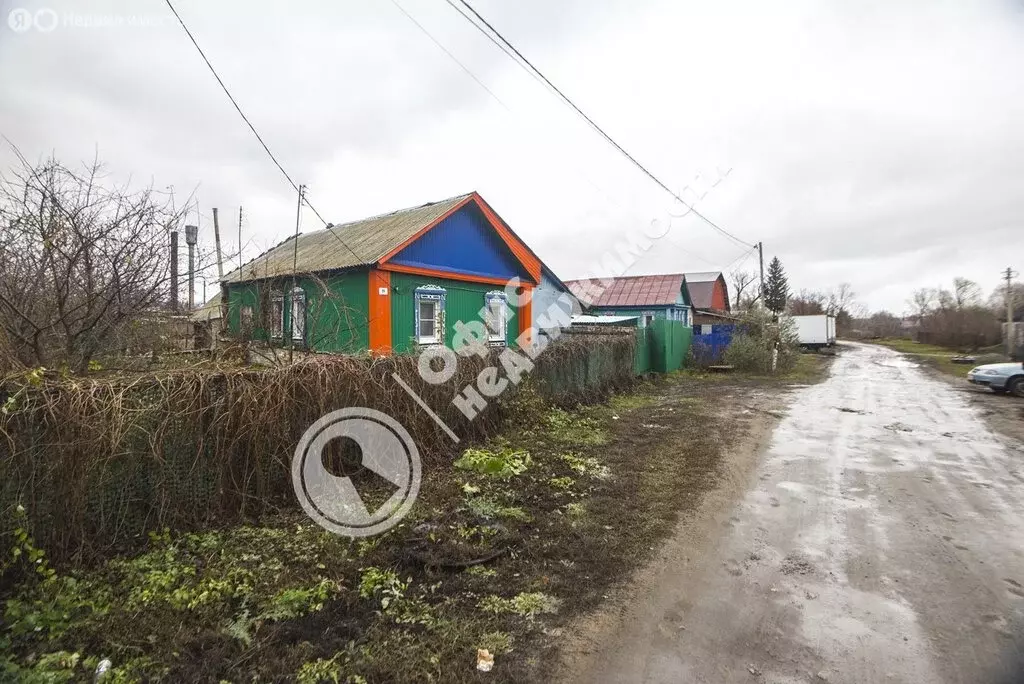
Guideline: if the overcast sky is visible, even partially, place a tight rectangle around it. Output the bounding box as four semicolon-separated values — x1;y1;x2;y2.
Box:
2;0;1022;312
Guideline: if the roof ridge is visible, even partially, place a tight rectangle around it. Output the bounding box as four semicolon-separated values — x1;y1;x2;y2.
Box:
327;191;474;232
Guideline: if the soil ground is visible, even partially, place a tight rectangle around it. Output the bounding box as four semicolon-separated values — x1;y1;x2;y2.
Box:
0;358;830;683
559;342;1024;684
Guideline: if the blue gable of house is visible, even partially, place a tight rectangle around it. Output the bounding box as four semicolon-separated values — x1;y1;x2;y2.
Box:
390;203;526;281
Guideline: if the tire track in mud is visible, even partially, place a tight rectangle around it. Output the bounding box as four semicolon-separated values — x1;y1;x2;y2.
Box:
566;343;1024;684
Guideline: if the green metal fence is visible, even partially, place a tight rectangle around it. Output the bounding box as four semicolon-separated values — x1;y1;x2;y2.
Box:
634;320;692;374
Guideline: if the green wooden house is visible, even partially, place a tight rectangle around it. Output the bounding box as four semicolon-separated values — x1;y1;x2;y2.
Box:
221;192;571;354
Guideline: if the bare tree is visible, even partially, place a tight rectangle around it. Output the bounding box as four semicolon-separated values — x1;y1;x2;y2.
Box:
788;289;827;315
952;277;981;309
729;270;756;310
0;152;188;371
908;288;936;318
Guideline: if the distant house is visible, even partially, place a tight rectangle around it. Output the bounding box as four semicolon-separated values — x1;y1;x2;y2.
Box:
563;274;692;327
683;271;734;327
221;192;575;354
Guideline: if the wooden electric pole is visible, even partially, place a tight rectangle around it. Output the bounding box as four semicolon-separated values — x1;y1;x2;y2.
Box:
213;207;224;280
758;241;765;302
238;206;244;273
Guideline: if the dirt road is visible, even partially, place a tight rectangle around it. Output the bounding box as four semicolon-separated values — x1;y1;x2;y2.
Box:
566;343;1024;683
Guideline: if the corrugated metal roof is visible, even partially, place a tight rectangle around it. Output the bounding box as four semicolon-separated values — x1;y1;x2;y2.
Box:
683;271;721;283
189;292;222;321
221;193;472;283
685;280;715;310
571;314;640;325
564;274;686;308
682;272;724;310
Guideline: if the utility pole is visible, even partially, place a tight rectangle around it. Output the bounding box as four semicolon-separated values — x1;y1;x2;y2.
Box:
758;241;765;302
212;207;224;280
185;225;198;311
170;229;179;311
1005;266;1016;358
238;206;244;274
289;185;305;362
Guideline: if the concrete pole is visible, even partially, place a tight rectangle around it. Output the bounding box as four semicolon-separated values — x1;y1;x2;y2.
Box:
185;225;198;311
170;230;179;311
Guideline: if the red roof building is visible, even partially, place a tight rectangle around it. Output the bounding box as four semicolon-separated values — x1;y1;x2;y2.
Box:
564;274;692;327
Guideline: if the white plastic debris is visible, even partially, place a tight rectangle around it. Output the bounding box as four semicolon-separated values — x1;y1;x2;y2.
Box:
476;648;494;672
94;659;113;682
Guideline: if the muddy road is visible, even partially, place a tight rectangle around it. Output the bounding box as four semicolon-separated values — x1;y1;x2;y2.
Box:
565;343;1024;684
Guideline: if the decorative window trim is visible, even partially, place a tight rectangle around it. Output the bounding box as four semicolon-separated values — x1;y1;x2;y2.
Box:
270;290;284;339
414;285;446;345
483;290;508;346
290;287;306;343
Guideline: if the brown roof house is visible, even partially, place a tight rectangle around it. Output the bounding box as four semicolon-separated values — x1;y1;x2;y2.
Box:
682;271;735;326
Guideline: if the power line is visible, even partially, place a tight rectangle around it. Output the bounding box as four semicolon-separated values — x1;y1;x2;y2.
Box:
448;0;754;250
389;0;508;110
163;0;365;267
723;244;759;273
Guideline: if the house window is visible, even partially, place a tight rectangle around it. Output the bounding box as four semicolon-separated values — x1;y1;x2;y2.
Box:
643;314;654;328
414;285;446;345
290;287;306;343
484;291;508;345
270;291;284;339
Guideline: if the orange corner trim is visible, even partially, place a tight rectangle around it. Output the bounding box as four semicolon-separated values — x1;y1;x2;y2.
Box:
518;285;533;346
368;268;392;355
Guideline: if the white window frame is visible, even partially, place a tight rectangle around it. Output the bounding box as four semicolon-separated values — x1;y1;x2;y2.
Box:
483;291;508;346
270;290;284;339
414;285;446;345
290;287;306;343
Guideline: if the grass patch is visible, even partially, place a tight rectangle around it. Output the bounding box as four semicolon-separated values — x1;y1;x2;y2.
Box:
674;350;830;384
873;338;1008;379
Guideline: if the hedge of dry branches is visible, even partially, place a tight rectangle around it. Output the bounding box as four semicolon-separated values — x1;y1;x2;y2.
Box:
1;332;635;564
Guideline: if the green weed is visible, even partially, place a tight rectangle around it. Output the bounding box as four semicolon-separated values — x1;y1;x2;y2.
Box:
560;452;611;480
542;408;608;446
477;592;562;619
548;476;575;491
455;447;531;479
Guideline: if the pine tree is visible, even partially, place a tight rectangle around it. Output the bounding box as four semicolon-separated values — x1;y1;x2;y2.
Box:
764;256;789;316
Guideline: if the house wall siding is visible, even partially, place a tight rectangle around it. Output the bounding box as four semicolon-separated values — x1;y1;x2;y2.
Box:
532;271;575;338
592;305;690;327
389;203;526;282
711;279;728;310
225;271;369;352
389;271;519;353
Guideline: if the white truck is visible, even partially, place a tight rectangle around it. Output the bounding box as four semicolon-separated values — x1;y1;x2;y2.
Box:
792;314;836;348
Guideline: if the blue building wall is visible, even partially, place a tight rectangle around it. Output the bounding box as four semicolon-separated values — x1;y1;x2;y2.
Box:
390;203;527;281
691;323;735;363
